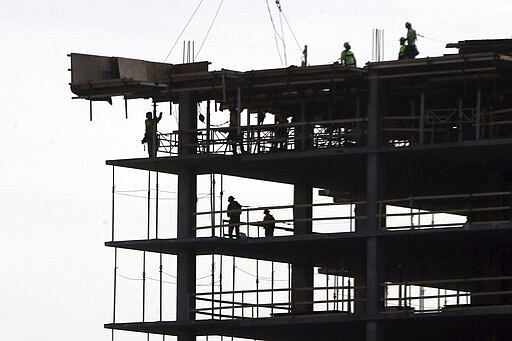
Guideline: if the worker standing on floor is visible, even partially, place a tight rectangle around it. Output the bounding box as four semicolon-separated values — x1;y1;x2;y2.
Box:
405;22;419;58
261;209;276;237
142;111;162;158
398;37;407;59
340;42;356;67
227;196;242;238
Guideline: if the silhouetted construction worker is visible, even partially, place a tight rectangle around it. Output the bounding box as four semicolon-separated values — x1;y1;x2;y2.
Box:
272;113;288;151
405;22;419;58
227;107;245;154
262;209;275;237
340;42;356;67
227;196;242;238
398;37;407;60
142;111;162;158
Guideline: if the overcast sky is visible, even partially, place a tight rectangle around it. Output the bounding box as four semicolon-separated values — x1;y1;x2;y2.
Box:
1;1;511;340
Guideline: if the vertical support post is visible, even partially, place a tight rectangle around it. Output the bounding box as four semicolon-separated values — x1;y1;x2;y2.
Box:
176;93;198;341
236;87;244;154
458;98;464;142
111;166;117;341
365;72;385;341
89;100;93;122
142;171;150;326
156;172;163;322
476;87;481;140
271;261;275;316
292;183;313;315
419;92;425;144
206;100;211;153
247;108;251;153
232;256;236;318
124;97;128;119
156;172;159;238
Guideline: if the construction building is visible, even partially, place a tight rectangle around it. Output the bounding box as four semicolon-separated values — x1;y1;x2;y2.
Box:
70;39;512;340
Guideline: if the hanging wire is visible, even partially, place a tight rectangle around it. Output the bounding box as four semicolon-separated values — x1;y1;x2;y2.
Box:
417;33;447;44
195;0;225;60
117;272;221;286
115;192;176;200
265;0;284;65
276;2;288;65
163;0;205;62
235;265;288;282
281;11;302;54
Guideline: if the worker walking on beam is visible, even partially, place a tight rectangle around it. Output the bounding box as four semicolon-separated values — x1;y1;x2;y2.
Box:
340;42;356;67
141;111;162;158
405;22;419;58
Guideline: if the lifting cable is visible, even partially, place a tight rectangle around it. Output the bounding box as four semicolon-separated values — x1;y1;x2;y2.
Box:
280;7;302;54
195;0;225;60
163;0;205;62
276;1;288;65
265;0;284;65
417;33;447;44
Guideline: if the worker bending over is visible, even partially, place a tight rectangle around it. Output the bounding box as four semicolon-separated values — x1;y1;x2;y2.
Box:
398;37;407;59
340;42;356;67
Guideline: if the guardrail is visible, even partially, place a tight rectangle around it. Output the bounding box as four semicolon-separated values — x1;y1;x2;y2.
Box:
379;191;512;230
194;201;365;238
194;191;511;237
383;107;512;146
157;118;367;156
384;275;512;314
193;284;363;320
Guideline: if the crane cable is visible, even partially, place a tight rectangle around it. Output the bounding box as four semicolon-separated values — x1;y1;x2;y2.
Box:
163;0;205;62
265;0;284;65
195;0;225;60
417;33;447;44
276;1;288;65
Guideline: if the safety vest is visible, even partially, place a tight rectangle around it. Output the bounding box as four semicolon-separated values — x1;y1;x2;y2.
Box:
341;50;356;67
399;45;406;58
407;28;417;46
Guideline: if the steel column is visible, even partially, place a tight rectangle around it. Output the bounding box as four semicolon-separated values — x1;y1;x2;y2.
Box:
176;94;198;341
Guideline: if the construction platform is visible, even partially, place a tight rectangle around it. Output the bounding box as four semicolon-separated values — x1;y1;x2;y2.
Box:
71;39;512;340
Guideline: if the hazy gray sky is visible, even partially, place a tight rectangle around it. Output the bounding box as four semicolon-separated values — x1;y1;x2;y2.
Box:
1;1;511;340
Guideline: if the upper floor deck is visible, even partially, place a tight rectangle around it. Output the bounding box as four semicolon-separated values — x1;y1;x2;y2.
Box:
70;41;512;159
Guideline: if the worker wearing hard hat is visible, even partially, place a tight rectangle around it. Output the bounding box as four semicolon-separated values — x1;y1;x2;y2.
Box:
142;111;162;158
405;22;419;58
340;42;356;67
262;209;276;237
226;196;242;238
398;37;407;60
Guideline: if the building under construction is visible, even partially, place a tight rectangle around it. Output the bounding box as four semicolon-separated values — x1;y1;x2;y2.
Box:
70;39;512;340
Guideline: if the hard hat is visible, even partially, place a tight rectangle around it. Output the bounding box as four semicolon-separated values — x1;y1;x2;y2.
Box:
228;196;234;201
264;209;269;214
400;37;406;42
343;42;351;49
405;22;411;28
